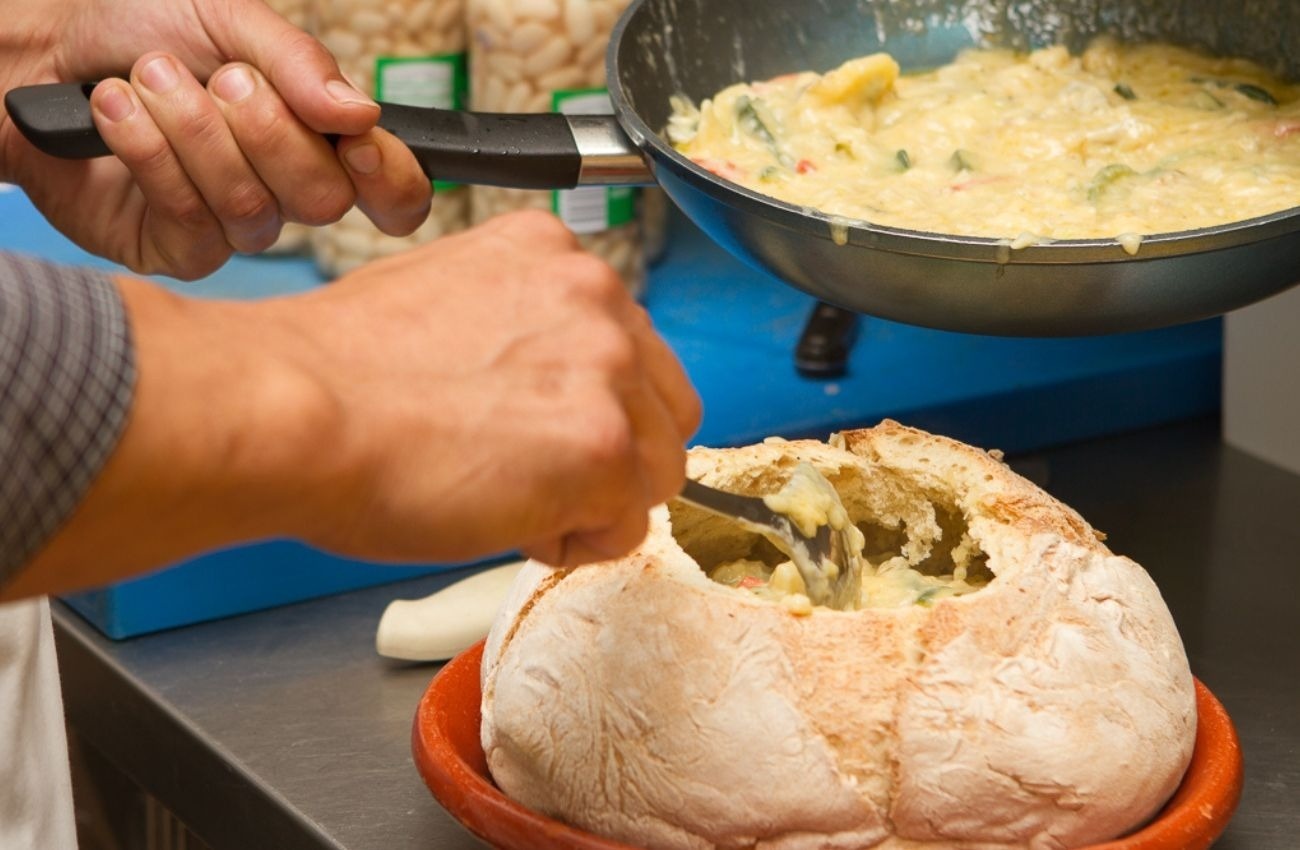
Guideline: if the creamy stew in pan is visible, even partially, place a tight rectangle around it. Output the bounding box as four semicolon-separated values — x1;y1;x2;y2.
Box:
669;38;1300;254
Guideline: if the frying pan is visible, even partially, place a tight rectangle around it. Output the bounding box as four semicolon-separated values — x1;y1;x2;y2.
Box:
8;0;1300;335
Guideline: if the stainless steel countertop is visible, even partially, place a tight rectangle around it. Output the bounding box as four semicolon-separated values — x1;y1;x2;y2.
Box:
54;417;1300;849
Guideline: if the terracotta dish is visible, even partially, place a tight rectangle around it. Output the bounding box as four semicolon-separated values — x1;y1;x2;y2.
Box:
412;640;1243;850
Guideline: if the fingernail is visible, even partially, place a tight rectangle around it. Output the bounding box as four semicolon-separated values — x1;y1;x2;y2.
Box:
326;78;376;108
344;143;381;175
139;56;179;94
97;85;136;122
213;65;256;104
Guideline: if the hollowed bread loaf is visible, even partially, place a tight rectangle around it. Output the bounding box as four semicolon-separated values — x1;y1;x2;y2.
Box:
480;421;1196;850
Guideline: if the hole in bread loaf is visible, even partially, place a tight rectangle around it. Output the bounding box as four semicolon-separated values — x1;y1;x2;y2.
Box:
668;475;992;610
906;501;994;586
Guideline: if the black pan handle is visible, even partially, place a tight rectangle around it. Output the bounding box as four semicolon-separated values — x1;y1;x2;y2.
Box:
379;102;582;189
4;83;107;159
3;82;653;190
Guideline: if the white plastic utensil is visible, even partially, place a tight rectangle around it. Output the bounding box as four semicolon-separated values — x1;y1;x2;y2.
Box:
375;561;525;661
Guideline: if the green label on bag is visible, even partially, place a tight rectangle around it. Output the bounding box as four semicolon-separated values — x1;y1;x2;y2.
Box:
375;53;468;191
551;88;636;233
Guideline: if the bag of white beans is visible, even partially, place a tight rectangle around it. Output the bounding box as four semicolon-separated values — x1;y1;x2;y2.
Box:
468;0;647;297
311;0;471;276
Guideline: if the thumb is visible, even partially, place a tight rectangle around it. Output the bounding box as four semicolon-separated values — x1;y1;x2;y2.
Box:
205;0;380;136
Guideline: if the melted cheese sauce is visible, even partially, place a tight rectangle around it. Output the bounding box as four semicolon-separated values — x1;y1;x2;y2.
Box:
669;38;1300;253
709;464;987;611
710;550;986;611
763;463;849;539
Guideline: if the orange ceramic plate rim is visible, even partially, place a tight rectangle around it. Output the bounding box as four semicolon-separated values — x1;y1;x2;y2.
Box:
412;640;1242;850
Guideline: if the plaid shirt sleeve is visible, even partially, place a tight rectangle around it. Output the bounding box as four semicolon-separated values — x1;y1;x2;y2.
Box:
0;252;135;584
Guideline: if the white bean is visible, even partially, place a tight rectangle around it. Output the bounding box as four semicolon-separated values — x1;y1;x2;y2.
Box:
525;90;554;113
513;0;559;20
471;23;502;53
349;9;388;34
407;0;435;29
265;0;309;28
591;0;617;32
392;37;425;55
432;0;462;32
478;75;507;110
536;65;586;93
321;29;364;61
489;53;524;83
523;35;573;77
481;0;514;33
509;21;552;53
576;36;606;74
563;0;595;45
502;80;534;113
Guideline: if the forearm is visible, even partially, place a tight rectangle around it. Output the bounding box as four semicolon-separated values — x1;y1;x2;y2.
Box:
2;212;700;598
0;277;345;601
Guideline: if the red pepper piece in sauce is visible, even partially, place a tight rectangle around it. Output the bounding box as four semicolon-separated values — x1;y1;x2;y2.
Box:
693;158;747;182
1272;120;1300;138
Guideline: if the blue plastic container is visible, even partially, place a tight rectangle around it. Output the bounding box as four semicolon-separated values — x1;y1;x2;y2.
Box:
61;542;465;639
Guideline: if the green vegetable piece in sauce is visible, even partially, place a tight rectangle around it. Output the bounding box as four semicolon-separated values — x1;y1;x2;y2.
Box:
1114;82;1137;100
734;95;792;165
1234;83;1278;105
1192;88;1225;110
1088;163;1138;203
895;149;911;171
1190;76;1277;107
735;95;774;144
949;149;975;172
915;587;941;607
758;165;782;182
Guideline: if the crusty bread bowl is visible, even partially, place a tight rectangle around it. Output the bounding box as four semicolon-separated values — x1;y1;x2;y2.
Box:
481;421;1196;850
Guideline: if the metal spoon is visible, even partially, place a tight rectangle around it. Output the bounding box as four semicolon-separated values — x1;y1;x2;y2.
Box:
678;471;862;610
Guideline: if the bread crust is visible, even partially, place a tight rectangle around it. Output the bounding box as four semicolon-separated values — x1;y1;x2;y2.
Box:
481;421;1196;850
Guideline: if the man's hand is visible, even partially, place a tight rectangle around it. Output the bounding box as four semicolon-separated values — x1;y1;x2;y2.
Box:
284;211;702;567
0;0;430;279
2;212;702;601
